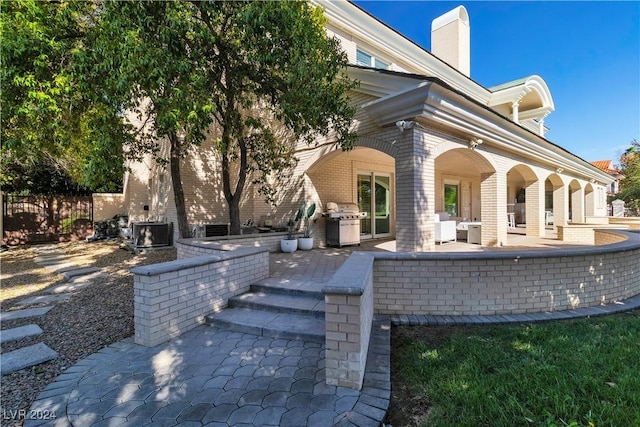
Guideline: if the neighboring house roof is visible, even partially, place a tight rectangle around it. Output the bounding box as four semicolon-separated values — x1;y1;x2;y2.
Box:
590;160;624;178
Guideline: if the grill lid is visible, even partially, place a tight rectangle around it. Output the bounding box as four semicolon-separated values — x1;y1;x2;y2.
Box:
326;202;366;219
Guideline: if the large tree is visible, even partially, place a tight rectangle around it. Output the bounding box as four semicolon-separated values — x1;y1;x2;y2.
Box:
618;139;640;215
1;0;125;193
85;0;356;237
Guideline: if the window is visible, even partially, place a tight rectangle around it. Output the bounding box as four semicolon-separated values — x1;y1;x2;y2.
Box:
444;184;459;217
356;48;389;70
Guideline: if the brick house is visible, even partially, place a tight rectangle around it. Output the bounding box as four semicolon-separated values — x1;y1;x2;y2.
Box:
121;1;613;252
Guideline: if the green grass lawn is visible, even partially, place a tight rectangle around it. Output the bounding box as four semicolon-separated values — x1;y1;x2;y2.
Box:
389;310;640;427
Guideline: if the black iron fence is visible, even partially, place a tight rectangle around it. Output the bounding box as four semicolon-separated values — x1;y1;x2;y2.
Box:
2;194;93;245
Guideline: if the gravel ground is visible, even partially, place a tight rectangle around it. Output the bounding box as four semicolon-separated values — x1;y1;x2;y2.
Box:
0;240;176;426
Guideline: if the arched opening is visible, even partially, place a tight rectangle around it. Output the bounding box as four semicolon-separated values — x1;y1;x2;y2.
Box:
506;164;541;236
435;148;494;220
584;183;595;217
545;173;565;230
306;146;395;240
435;148;497;245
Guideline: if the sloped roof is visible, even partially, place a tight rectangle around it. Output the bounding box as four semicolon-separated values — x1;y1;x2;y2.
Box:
590;160;614;171
590;160;624;178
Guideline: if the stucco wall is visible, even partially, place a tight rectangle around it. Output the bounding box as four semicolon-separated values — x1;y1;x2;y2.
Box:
92;193;125;222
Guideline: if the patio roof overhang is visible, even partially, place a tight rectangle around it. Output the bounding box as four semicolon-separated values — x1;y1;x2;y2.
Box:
360;77;614;185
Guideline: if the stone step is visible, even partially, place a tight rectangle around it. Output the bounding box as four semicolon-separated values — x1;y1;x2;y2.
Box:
17;293;73;306
0;324;43;344
205;308;324;343
45;262;82;274
34;255;71;265
0;342;58;375
0;307;53;321
229;291;325;318
62;267;101;280
68;271;107;284
45;281;95;295
250;277;325;298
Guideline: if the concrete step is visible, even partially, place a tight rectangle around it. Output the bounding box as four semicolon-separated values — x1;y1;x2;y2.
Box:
250;277;325;298
229;291;325;318
205;308;325;343
45;281;95;294
0;324;43;344
0;307;53;321
17;293;73;306
0;342;58;375
62;267;101;280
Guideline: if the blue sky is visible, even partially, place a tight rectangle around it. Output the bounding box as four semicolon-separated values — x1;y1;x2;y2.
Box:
352;1;640;164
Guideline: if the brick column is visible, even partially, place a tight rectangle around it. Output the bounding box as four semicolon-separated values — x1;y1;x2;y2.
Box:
571;186;585;223
553;184;567;229
324;252;374;390
480;172;507;246
395;128;435;252
525;179;545;237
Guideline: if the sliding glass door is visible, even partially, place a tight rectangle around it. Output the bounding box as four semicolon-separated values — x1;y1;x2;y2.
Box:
357;172;392;239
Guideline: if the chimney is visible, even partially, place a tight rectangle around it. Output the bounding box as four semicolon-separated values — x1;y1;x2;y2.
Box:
431;6;470;76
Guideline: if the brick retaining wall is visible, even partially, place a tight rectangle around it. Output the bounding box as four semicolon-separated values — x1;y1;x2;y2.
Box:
176;232;294;258
323;229;639;389
373;230;639;315
131;247;269;347
323;252;375;389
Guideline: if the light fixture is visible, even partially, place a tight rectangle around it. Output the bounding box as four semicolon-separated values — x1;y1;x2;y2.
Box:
555;167;564;174
468;137;483;150
395;120;415;132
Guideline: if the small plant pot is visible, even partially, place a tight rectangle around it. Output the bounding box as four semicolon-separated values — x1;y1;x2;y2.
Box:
280;238;298;253
298;237;314;251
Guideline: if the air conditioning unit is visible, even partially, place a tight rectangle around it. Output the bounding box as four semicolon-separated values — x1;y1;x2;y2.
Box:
205;223;229;237
132;222;172;247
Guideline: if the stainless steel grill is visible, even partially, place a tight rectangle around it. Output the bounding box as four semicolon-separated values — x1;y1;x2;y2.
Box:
325;202;366;247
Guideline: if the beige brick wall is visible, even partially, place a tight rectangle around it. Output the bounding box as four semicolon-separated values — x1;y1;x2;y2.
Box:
132;248;269;347
594;229;627;245
324;252;375;390
373;238;640;315
175;233;291;259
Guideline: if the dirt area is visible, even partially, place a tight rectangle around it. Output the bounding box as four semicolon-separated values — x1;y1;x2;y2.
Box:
0;240;176;425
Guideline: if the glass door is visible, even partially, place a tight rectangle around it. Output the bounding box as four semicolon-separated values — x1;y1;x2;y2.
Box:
357;174;372;238
358;172;392;239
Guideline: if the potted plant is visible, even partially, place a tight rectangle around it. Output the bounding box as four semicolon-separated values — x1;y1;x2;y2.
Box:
280;211;302;253
297;203;316;251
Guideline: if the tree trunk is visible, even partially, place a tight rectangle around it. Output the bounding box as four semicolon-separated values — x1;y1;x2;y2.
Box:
221;135;248;236
169;133;191;238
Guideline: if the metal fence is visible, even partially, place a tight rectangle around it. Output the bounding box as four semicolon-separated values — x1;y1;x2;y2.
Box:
2;194;93;245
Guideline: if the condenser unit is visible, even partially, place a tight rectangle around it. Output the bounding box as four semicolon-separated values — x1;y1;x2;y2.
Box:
132;222;172;247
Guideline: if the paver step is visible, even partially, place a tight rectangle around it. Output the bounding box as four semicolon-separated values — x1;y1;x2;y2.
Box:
0;342;58;375
229;291;325;318
45;280;95;294
17;293;72;306
205;308;324;343
0;307;53;321
250;277;325;298
0;324;43;344
62;267;101;280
